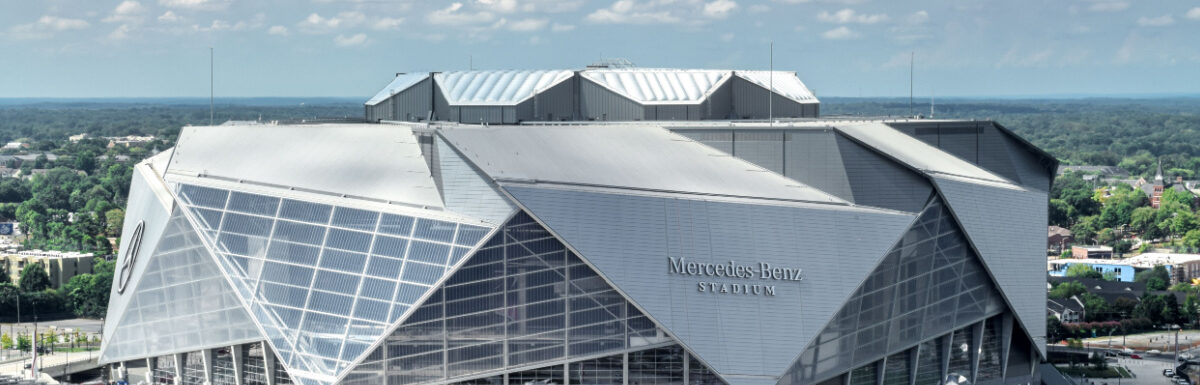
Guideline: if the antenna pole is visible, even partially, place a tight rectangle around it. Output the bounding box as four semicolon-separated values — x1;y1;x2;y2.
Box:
210;47;214;126
909;51;913;117
769;41;773;124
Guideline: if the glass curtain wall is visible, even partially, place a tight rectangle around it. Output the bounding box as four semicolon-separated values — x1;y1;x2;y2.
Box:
344;212;722;385
782;196;1008;384
175;183;491;383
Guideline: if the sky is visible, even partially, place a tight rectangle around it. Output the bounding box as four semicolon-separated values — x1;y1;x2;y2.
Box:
1;0;1198;98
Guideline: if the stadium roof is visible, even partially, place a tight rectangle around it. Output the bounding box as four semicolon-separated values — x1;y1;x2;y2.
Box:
365;73;429;106
579;69;731;104
434;70;574;105
438;124;849;206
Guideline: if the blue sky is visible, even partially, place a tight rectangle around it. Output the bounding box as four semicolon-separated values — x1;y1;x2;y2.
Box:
2;0;1198;98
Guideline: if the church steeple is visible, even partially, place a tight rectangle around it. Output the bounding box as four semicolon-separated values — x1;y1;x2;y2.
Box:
1155;159;1164;185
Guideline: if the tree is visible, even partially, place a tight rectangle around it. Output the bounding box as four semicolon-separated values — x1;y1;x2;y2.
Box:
1049;199;1073;227
18;262;51;292
1081;293;1111;322
104;208;124;237
0;265;7;285
1136;266;1171;291
1073;215;1102;244
0;333;10;349
1050;281;1088;298
1163;294;1184;325
1132;206;1163;240
1185;229;1200;249
1185;294;1199;327
1066;264;1104;279
1047;316;1067;343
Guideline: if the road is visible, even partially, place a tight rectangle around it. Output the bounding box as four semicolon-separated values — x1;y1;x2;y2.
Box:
0;349;100;378
0;318;104;335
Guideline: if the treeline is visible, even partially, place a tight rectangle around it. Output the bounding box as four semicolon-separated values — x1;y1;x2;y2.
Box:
0;258;114;320
823;97;1200;179
0;102;362;142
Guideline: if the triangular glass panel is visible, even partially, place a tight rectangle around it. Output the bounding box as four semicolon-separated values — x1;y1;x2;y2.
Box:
100;208;260;364
783;196;1009;384
343;211;724;384
173;184;493;384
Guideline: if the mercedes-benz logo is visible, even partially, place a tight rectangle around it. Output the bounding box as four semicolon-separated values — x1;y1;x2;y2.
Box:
117;220;145;294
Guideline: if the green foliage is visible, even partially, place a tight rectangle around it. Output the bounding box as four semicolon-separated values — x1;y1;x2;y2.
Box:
62;258;114;318
1050;281;1088;298
18;262;51;292
0;333;9;349
1136;265;1172;291
1081;293;1110;322
1072;215;1101;244
1065;264;1103;279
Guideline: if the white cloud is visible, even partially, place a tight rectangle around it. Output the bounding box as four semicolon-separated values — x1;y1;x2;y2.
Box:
821;25;858;39
748;4;770;13
334;33;368;47
817;9;888;24
8;16;90;39
108;24;134;40
1088;1;1128;12
1137;15;1175;27
427;3;496;26
193;14;264;32
519;0;585;13
104;1;146;23
703;0;738;18
720;32;734;42
36;16;90;31
372;17;405;31
298;12;366;33
157;11;180;23
551;22;575;32
158;0;231;11
907;10;928;24
1187;7;1200;20
585;1;682;24
477;0;518;13
268;25;288;35
508;18;548;31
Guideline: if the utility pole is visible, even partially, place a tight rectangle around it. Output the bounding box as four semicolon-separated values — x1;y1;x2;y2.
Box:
210;47;214;126
909;51;914;117
768;41;774;125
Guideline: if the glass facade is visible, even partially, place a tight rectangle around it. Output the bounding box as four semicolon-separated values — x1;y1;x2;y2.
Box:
102;208;261;364
213;348;237;385
151;355;176;385
342;212;717;384
782;196;1015;385
243;343;269;385
175;184;492;383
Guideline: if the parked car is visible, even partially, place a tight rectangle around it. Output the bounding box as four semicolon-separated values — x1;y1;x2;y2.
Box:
1165;369;1176;377
1130;354;1142;359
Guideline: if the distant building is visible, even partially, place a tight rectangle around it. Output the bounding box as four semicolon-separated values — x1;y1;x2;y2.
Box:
1072;245;1113;259
1047;297;1085;323
1048;253;1200;284
1049;226;1074;252
1136;162;1197;208
2;142;26;150
106;135;156;148
2;250;95;289
1056;165;1130;178
1048;258;1136;281
69;133;90;142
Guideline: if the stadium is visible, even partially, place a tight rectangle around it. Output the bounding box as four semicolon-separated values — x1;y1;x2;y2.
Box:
99;67;1054;385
